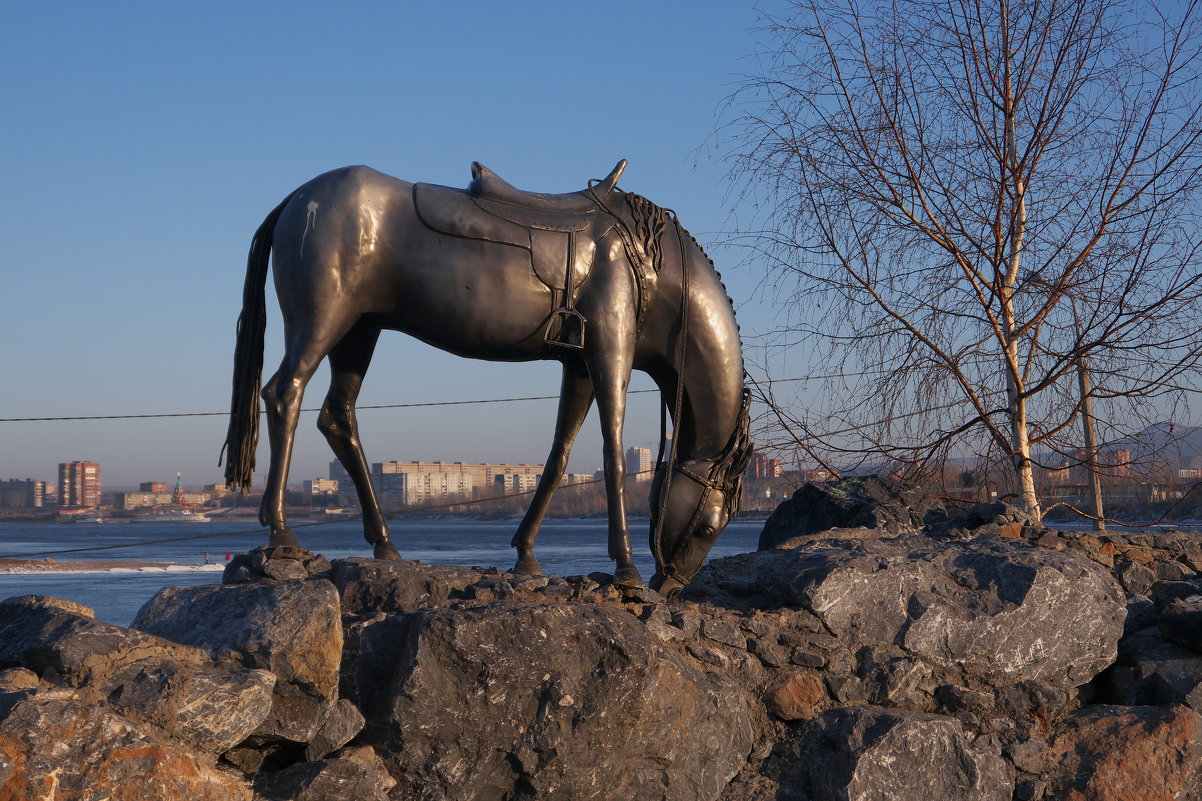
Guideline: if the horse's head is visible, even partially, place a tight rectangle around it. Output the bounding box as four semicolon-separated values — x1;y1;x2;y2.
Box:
647;388;753;598
647;457;745;598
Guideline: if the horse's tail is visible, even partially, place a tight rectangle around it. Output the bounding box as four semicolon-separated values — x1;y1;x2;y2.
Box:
220;193;295;492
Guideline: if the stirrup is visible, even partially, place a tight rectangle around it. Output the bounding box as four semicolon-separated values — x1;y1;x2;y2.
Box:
544;308;586;349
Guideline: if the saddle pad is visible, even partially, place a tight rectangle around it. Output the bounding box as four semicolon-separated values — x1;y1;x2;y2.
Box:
413;183;530;250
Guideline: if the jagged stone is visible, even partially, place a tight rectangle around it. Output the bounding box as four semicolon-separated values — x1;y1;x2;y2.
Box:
329;557;482;617
0;689;254;799
305;698;365;761
704;535;1124;690
762;669;826;721
94;658;276;753
354;602;759;801
1160;596;1202;652
759;475;944;549
132;577;342;742
0;594;209;685
1045;704;1202;801
746;706;1011;801
223;546;332;584
1098;626;1202;710
1116;560;1157;595
254;751;393;801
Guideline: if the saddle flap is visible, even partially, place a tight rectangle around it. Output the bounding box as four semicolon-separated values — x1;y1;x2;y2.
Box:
530;229;594;293
413;183;530;250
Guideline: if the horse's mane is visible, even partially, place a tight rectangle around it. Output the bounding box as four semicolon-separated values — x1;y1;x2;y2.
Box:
623;191;753;514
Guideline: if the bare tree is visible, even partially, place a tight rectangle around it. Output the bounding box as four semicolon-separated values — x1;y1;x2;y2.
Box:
723;0;1202;516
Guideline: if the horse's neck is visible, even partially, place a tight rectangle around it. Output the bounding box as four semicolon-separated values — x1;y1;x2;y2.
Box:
663;237;746;462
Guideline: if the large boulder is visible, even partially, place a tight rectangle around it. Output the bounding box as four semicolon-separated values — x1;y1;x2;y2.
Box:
0;595;274;753
1045;704;1202;801
759;476;944;549
353;602;759;801
0;686;254;800
696;534;1125;690
0;595;208;683
806;707;1011;801
731;706;1011;801
132;577;342;742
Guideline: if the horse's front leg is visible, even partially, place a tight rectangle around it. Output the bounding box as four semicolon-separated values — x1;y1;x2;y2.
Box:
587;347;642;589
511;362;594;574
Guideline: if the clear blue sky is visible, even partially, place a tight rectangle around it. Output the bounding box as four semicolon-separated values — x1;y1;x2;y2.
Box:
0;1;792;488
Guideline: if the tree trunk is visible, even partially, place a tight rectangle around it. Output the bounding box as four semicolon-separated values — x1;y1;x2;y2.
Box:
1001;7;1041;518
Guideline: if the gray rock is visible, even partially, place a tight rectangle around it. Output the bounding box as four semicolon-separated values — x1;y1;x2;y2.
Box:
708;535;1124;689
357;602;759;801
329;558;481;617
254;750;393;801
0;595;208;684
760;475;944;549
1160;596;1202;652
0;689;254;800
807;707;1012;801
133;578;343;742
305;698;365;761
224;546;332;584
1094;626;1202;711
94;658;276;753
0;594;271;752
702;618;748;649
1116;560;1157;595
750;706;1012;801
1151;580;1202;609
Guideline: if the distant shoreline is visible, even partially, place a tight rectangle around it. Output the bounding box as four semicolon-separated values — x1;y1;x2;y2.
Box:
0;558;227;575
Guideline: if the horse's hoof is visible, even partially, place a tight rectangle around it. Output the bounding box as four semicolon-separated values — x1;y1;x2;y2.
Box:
613;565;644;589
374;541;402;560
512;556;543;576
268;529;301;549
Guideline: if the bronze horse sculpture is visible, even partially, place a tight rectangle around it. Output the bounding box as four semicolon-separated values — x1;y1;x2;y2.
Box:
222;159;751;595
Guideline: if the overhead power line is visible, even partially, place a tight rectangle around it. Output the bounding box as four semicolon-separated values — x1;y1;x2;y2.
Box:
0;371;891;423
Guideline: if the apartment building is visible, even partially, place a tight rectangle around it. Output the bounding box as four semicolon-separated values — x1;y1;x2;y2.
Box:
58;461;100;508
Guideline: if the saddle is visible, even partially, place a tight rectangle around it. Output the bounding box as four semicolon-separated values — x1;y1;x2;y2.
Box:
413;160;628;348
469;159;626;220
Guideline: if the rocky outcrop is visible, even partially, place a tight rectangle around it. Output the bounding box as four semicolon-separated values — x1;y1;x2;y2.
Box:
361;602;757;800
4;478;1202;799
759;475;944;548
697;534;1124;689
133;574;343;742
0;677;255;800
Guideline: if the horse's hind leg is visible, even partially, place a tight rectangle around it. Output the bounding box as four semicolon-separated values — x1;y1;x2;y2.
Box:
260;322;349;549
511;362;594;574
318;324;400;560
